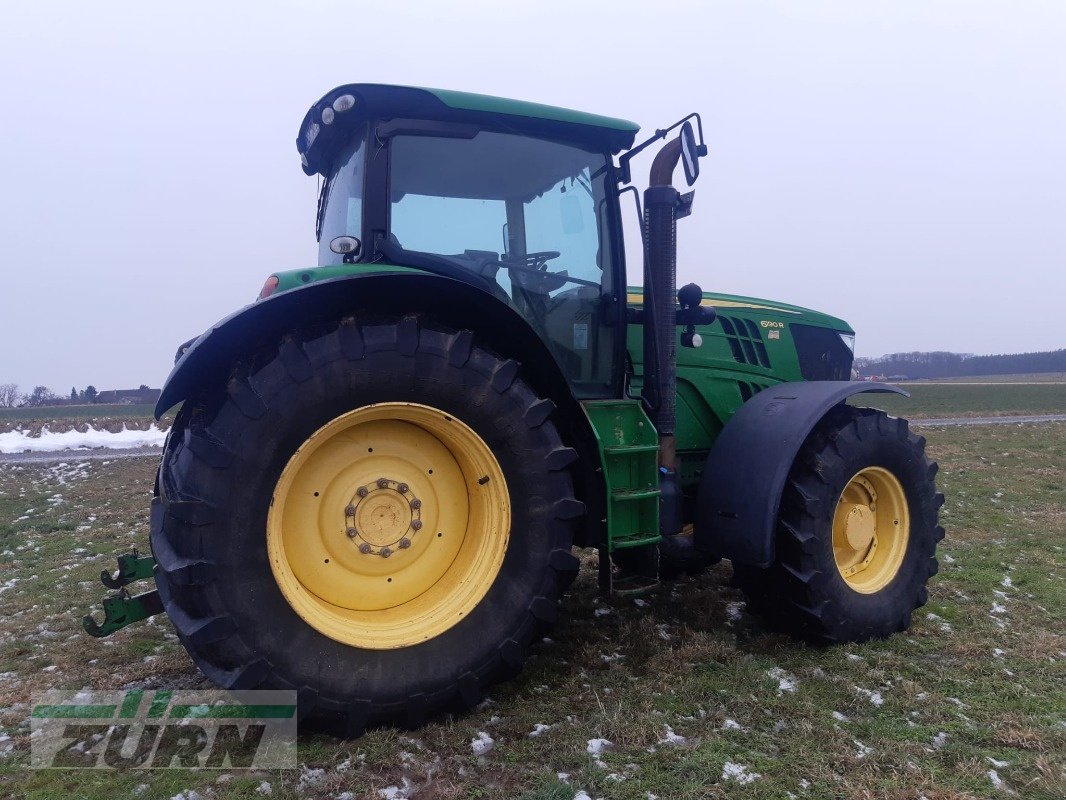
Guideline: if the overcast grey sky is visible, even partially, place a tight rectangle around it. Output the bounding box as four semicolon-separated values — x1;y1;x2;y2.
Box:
1;0;1063;392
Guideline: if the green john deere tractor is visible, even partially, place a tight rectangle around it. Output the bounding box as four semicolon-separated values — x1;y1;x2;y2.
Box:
85;83;943;734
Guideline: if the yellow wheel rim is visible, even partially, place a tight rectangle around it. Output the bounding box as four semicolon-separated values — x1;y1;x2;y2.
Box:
831;466;909;593
266;402;510;649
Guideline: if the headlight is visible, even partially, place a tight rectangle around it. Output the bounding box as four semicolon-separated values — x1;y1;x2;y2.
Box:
838;333;856;354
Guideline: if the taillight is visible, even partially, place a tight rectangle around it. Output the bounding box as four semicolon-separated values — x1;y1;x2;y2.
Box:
258;275;279;300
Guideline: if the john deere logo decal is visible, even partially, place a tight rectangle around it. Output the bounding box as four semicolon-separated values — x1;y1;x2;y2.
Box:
30;690;296;769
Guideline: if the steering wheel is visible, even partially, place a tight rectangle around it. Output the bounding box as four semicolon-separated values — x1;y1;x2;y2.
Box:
502;251;561;272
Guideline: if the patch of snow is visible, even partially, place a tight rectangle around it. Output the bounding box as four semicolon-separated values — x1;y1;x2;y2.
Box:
722;718;743;731
854;686;885;706
0;424;168;454
255;782;272;795
854;739;873;758
932;732;948;749
768;667;797;693
587;738;613;755
832;711;849;722
529;723;553;737
296;765;326;792
721;761;760;784
587;737;613;768
1002;575;1013;588
633;598;649;608
658;725;687;745
573;792;593;800
471;730;494;756
725;601;745;625
991;602;1007;614
986;756;1009;768
987;769;1011;792
593;606;612;617
378;782;414;800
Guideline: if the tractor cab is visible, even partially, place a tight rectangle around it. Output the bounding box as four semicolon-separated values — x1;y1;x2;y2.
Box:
298;84;639;397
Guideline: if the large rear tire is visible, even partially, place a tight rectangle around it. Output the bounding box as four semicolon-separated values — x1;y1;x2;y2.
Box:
151;315;581;733
734;405;944;643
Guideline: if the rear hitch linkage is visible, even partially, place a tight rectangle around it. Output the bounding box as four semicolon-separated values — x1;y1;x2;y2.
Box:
83;550;163;637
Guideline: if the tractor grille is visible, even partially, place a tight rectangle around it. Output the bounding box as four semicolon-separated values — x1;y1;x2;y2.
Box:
719;315;771;368
790;323;854;381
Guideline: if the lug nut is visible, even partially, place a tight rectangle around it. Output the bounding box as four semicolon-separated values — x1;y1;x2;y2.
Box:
398;483;409;494
398;538;411;549
380;547;392;558
377;478;389;489
357;487;368;498
346;527;357;538
358;543;371;554
345;504;356;516
411;520;423;531
410;499;422;510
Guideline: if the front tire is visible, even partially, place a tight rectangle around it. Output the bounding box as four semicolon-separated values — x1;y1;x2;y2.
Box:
151;315;581;733
735;405;944;643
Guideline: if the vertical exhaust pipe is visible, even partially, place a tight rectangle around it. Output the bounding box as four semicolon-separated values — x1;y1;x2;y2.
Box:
642;139;684;536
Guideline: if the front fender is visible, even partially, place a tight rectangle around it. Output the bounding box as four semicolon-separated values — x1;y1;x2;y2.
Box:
155;271;568;419
693;381;908;567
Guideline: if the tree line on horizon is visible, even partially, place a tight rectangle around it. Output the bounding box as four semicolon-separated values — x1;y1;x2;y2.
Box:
0;384;153;408
855;348;1066;379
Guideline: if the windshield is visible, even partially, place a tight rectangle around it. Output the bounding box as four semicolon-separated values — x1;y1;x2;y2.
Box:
389;131;618;395
317;127;366;265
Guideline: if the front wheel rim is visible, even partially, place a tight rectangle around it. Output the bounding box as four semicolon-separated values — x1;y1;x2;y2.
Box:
266;402;510;649
831;466;910;593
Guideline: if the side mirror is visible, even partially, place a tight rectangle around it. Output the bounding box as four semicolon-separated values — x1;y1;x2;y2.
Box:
680;121;700;186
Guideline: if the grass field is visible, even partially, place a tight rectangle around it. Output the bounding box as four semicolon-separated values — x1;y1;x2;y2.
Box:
901;373;1066;384
0;400;1063;797
849;382;1066;419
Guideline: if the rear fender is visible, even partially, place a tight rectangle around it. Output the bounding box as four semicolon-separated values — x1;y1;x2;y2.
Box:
155;271;607;548
157;271;569;417
693;381;908;567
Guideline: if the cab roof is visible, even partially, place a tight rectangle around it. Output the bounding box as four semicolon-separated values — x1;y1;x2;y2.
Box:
297;83;640;176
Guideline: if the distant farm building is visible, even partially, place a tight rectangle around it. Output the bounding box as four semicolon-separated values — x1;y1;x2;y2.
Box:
95;388;161;405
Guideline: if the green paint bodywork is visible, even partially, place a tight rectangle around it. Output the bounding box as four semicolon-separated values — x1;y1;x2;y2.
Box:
268;265;854;510
426;87;640;134
271;263;417;294
625;288;853;490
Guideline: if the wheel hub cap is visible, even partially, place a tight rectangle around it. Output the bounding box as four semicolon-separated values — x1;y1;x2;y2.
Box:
832;466;910;593
347;479;421;555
